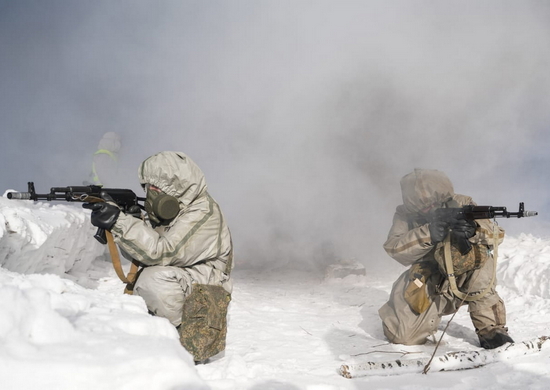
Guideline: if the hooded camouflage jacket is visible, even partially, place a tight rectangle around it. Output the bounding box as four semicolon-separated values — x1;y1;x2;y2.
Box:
111;151;233;293
383;169;503;267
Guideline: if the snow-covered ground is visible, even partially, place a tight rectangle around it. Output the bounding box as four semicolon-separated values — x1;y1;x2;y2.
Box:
1;195;549;389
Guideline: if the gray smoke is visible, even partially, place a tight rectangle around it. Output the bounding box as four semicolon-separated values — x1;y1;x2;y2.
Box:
1;1;549;272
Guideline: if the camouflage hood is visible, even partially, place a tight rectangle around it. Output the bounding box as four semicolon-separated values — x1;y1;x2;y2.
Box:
400;169;454;214
138;151;207;206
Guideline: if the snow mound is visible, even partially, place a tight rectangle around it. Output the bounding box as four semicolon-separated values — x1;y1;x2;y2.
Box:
0;266;208;390
498;234;550;298
0;195;104;276
0;194;208;390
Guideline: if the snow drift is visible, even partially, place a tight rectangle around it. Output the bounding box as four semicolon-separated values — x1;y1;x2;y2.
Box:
0;195;208;390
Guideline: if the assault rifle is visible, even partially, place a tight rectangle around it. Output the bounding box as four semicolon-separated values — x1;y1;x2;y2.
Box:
7;181;145;244
433;203;538;221
431;202;538;254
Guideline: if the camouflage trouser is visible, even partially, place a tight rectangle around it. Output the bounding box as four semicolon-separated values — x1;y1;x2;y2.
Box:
378;254;507;345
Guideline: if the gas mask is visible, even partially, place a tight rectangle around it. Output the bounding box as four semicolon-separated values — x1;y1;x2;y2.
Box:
144;185;180;226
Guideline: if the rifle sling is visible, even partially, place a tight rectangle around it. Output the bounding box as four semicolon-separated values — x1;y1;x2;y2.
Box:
105;230;139;294
443;229;497;302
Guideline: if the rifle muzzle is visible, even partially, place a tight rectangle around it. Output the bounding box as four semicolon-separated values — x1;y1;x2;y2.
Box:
7;192;32;200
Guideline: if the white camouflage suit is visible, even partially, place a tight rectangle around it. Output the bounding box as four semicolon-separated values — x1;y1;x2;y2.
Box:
110;151;233;326
379;169;507;346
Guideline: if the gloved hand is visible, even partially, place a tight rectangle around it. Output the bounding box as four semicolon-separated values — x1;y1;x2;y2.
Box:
450;218;477;240
127;205;143;219
428;220;449;244
82;202;121;230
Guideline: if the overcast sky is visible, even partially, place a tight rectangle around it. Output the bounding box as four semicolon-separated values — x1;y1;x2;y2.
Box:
1;1;549;270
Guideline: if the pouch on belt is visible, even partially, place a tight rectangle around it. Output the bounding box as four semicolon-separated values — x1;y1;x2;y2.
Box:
179;284;231;362
404;262;433;315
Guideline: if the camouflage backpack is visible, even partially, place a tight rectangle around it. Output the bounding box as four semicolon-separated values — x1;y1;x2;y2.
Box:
179;284;231;362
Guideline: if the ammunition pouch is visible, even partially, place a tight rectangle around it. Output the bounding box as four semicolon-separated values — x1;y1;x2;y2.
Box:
404;262;434;315
434;232;489;276
179;284;231;362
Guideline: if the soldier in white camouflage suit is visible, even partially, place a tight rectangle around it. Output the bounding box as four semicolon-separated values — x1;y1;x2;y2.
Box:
379;169;514;349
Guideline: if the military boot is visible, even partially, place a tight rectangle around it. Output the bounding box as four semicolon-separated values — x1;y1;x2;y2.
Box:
478;327;514;349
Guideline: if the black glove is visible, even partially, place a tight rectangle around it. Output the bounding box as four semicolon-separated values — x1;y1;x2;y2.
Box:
82;202;121;230
447;219;476;255
428;221;449;244
127;205;143;219
450;219;477;240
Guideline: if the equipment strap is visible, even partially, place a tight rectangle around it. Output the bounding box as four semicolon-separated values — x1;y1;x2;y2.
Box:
94;149;118;160
105;230;140;295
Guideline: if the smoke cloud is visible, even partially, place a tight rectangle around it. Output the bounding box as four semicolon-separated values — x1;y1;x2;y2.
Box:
1;1;549;272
